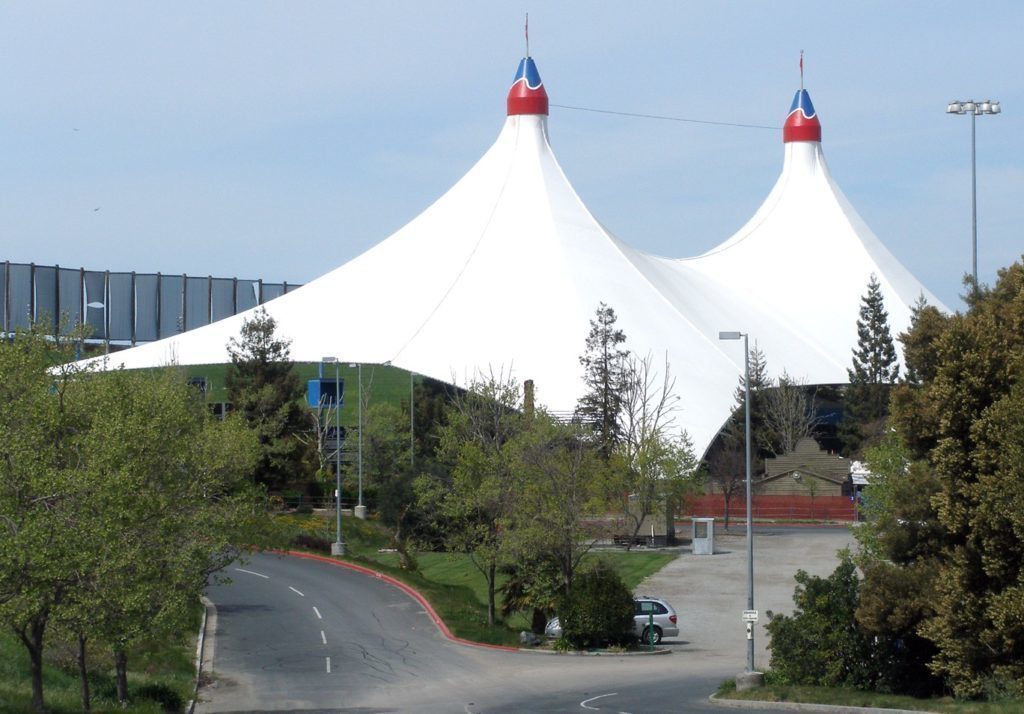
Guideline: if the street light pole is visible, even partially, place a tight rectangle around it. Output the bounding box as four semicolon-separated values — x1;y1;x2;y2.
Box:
323;357;345;556
720;331;755;674
358;362;363;511
350;362;366;520
405;370;409;471
946;99;1001;292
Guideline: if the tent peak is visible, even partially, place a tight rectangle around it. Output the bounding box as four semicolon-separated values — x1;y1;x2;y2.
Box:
783;88;821;143
507;57;549;116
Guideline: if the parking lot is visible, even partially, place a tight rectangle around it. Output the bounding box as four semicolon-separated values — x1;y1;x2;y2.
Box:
632;525;859;670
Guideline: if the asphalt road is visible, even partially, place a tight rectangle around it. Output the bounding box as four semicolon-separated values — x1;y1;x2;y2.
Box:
198;530;857;713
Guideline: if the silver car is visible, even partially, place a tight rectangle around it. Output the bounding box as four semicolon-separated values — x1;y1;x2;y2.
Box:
544;596;679;644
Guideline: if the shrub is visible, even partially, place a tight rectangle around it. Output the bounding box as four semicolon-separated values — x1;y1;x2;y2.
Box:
559;560;635;649
293;532;332;553
765;550;877;688
136;682;184;710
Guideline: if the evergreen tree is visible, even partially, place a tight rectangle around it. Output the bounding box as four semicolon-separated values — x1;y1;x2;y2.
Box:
576;302;629;459
840;274;899;455
226;308;315;491
887;261;1024;697
732;341;771;405
735;342;777;458
899;293;945;388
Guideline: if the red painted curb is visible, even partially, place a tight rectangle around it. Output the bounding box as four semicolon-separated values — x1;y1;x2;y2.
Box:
278;550;519;652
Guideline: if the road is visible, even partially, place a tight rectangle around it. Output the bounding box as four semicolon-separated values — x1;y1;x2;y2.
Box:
199;529;857;712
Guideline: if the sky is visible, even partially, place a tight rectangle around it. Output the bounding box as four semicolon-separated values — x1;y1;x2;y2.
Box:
2;2;1021;312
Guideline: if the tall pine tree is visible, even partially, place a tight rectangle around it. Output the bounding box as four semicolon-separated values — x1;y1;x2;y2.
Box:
226;308;315;491
576;302;629;459
840;274;899;455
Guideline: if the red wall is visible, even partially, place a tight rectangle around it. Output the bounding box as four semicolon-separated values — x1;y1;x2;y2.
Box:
684;494;857;522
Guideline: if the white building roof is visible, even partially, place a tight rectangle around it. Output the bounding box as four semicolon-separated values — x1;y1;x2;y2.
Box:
83;58;945;456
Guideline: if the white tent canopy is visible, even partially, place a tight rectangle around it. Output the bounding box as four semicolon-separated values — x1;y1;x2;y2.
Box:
83;59;944;456
656;88;947;387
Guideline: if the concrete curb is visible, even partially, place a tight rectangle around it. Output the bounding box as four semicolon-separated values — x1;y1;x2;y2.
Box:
517;646;672;656
707;692;937;713
187;596;213;714
281;550;520;652
282;550;675;656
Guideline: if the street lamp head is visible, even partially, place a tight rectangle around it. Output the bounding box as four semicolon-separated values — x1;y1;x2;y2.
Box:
947;101;964;114
988;101;1001;115
719;331;743;341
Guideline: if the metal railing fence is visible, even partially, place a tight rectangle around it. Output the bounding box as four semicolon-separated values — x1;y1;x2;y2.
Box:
1;261;300;344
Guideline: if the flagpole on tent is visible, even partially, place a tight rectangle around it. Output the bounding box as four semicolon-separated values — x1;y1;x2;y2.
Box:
525;13;529;57
800;50;804;91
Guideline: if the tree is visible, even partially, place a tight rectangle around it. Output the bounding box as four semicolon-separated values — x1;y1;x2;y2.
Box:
707;342;771;529
853;438;944;699
65;367;262;705
421;370;524;625
900;294;945;388
734;342;771;405
508;412;611;594
363;402;411;501
762;372;823;455
704;438;745;529
617;352;699;545
886;261;1024;697
0;325;88;711
846;261;1024;698
0;327;265;711
364;401;420;566
226;308;315;491
576;302;629;459
499;554;563;634
840;274;900;456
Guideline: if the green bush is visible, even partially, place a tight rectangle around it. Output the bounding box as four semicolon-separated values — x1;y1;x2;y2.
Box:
293;532;332;553
136;681;184;709
765;550;877;688
559;560;635;649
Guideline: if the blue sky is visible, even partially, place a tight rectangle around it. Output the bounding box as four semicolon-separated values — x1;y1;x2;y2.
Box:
2;2;1020;311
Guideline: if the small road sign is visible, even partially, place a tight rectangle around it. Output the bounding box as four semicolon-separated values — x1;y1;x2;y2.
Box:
742;610;759;623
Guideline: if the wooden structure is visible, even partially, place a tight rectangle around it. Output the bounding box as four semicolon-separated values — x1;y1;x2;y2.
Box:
759;437;852;497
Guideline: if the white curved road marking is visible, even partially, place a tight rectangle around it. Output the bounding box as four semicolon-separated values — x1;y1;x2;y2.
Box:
289;586;305;597
234;568;269;578
580;692;619;711
313;606;322;619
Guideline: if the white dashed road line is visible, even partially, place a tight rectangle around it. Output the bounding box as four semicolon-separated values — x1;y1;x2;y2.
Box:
320;630;327;645
326;656;331;673
289;586;305;597
313;606;322;619
234;568;269;578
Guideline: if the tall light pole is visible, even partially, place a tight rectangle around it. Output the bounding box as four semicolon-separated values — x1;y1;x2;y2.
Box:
946;99;1001;292
410;371;415;471
719;331;754;673
349;362;366;519
322;357;345;556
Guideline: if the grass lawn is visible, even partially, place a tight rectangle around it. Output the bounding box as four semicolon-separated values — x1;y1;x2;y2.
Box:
186;362;417;421
0;617;198;713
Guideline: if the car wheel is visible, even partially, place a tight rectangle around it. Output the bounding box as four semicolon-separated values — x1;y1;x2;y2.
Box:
641;626;662;645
